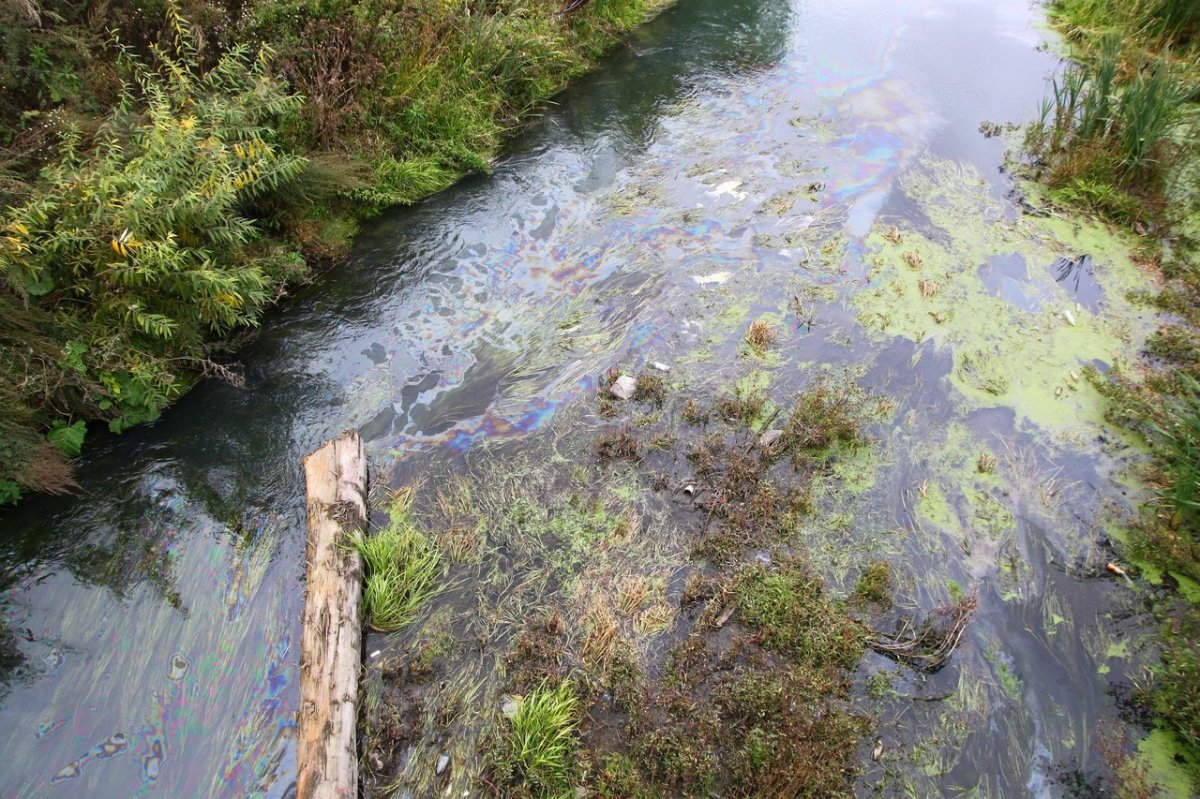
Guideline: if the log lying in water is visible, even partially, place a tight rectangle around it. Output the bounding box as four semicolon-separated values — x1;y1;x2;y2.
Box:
298;431;367;799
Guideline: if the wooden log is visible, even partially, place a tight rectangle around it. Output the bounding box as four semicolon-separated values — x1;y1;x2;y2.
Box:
298;431;367;799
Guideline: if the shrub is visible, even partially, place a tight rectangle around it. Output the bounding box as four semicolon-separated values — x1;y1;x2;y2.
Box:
0;6;305;440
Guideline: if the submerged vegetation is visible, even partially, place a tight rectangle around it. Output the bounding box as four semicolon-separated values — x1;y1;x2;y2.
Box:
1026;0;1200;790
358;366;913;797
0;0;673;503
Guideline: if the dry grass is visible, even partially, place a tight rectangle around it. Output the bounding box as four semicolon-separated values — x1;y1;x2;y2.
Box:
744;319;779;353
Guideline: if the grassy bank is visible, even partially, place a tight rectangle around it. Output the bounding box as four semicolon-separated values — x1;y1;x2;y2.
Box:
1025;0;1200;791
0;0;672;504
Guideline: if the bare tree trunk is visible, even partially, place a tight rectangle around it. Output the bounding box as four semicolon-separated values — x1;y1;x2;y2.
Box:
297;431;367;799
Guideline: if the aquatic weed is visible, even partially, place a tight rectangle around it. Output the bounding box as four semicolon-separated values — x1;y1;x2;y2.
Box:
595;425;644;463
348;498;443;632
744;319;778;354
498;680;579;797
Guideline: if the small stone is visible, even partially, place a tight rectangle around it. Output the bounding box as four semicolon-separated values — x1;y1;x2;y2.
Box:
649;361;671;373
436;754;450;775
610;375;637;400
501;695;522;719
758;429;784;449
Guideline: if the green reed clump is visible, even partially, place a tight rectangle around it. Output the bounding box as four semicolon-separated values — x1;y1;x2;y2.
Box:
497;680;580;797
1028;2;1200;226
1143;373;1200;578
348;496;443;632
1031;44;1184;178
1052;0;1200;48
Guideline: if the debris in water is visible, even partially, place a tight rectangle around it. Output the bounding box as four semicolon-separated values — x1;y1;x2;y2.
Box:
501;695;522;719
168;653;189;681
1062;308;1077;327
610;375;636;400
1106;562;1127;577
436;754;450;775
693;271;732;286
649;361;672;373
708;180;746;200
884;226;902;244
868;593;977;672
873;738;884;761
758;429;784;449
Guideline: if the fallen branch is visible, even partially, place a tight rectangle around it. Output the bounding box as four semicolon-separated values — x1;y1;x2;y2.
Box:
868;593;977;672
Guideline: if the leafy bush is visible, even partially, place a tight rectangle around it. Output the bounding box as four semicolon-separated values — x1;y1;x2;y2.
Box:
0;0;671;501
0;6;305;457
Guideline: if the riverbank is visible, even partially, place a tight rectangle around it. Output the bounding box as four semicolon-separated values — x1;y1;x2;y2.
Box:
0;0;674;505
1022;0;1200;792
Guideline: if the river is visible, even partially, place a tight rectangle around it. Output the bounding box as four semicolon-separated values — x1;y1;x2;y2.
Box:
0;0;1173;796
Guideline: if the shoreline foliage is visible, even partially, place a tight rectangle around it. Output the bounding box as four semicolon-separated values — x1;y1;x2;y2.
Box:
0;0;673;503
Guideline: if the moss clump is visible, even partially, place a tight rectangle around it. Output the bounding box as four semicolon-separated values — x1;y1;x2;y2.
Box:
851;561;895;608
607;561;870;797
682;398;709;425
1148;607;1200;764
734;558;867;672
634;371;668;406
595;425;644;463
782;378;866;454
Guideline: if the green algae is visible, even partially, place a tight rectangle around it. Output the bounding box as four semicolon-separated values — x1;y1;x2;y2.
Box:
1137;728;1198;798
852;156;1158;440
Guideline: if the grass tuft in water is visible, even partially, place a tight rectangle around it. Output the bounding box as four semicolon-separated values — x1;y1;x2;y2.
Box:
494;680;579;797
347;494;443;632
851;561;895;608
744;319;779;354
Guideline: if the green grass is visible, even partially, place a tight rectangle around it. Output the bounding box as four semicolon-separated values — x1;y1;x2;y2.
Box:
1026;2;1194;228
347;496;443;632
1146;373;1200;562
500;680;580;797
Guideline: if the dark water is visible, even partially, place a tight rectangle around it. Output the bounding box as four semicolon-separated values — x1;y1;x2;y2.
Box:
0;0;1168;796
